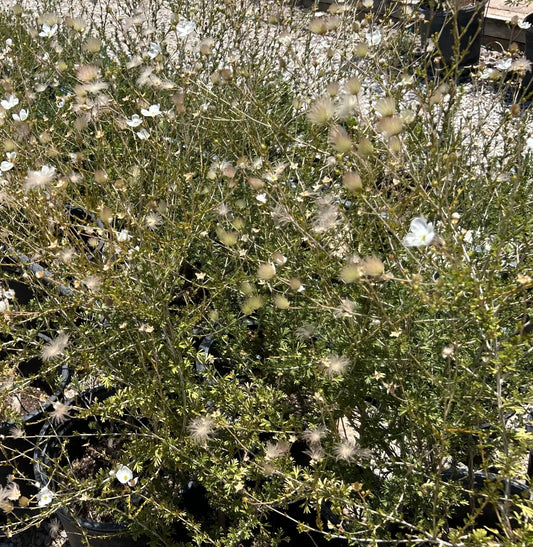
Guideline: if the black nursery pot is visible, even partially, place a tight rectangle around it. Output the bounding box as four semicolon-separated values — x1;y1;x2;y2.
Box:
419;1;487;70
53;507;144;547
525;14;533;65
33;388;147;547
65;204;105;258
265;500;349;547
521;14;533;97
0;333;70;420
1;247;72;297
0;354;70;536
0;361;70;434
0;352;70;474
441;468;529;529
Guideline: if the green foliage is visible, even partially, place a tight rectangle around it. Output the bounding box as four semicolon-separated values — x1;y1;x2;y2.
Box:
0;0;531;545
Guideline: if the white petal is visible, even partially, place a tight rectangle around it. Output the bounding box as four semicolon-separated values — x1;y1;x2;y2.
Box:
126;114;142;127
37;487;54;506
424;231;435;245
141;104;161;117
147;42;160;59
365;30;382;46
1;95;18;110
136;128;150;139
409;217;428;231
116;465;133;484
495;58;512;71
403;217;435;247
402;233;421;247
12;108;28;121
176;20;196;38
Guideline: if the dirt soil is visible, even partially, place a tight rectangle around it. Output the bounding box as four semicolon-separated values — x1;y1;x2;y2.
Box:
1;384;51;421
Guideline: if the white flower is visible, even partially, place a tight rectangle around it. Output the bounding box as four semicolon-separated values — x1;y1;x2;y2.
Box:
116;229;132;242
1;161;14;171
1;95;19;110
37;487;54;507
176;20;196;38
116;465;135;485
140;104;161;117
479;68;499;80
256;193;267;204
147;42;160;59
6;152;17;161
56;98;65;109
526;137;533;151
39;23;58;38
495;58;512;71
518;20;531;29
38;164;56;178
12;108;28;121
0;299;9;313
136;128;150;140
402;217;435;248
126;114;142;127
365;29;382;46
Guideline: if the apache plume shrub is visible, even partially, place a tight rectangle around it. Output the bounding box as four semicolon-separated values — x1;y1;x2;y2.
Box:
0;0;531;545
